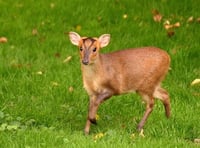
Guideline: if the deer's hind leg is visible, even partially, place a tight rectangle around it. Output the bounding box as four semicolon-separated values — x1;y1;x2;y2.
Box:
137;94;155;131
153;85;170;118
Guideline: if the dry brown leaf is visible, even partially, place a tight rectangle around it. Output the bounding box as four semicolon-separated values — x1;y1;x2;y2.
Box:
164;24;173;30
191;79;200;86
63;56;72;63
54;53;60;58
173;22;180;28
187;16;194;23
167;30;175;37
164;20;171;30
153;14;162;22
0;37;8;43
194;138;200;143
152;9;162;22
68;86;74;92
164;22;180;30
121;124;126;129
196;17;200;23
32;28;38;36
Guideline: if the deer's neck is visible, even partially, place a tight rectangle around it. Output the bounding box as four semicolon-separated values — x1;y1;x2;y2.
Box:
81;55;103;77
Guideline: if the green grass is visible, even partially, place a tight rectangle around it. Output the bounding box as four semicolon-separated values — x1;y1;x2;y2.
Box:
0;0;200;147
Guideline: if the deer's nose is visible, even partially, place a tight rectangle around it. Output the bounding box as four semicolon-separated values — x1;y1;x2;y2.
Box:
82;60;89;65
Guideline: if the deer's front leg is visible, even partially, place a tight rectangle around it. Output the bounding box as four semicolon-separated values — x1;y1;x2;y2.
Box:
84;92;112;135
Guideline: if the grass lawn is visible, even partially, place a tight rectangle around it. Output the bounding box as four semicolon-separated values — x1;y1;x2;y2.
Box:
0;0;200;147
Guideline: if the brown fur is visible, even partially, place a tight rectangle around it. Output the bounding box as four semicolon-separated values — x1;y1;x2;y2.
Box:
69;32;171;134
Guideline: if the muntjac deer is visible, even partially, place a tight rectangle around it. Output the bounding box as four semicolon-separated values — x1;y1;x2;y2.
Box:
69;32;171;135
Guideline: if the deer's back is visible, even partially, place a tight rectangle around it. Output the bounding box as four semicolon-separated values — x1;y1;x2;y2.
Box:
100;47;170;94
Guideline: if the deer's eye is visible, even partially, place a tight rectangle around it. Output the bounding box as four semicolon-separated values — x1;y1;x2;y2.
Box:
80;47;83;51
93;48;97;52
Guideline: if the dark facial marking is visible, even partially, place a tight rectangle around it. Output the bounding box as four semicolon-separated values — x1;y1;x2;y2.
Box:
81;38;97;65
82;38;96;50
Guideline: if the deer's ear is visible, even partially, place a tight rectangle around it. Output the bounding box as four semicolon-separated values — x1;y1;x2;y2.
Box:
98;34;110;48
69;32;81;46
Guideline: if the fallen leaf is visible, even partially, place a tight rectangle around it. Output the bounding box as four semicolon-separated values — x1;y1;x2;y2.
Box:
54;52;60;58
194;138;200;143
167;30;175;37
191;79;200;86
152;9;162;22
36;71;43;75
196;17;200;23
75;25;81;31
164;24;173;30
164;20;172;30
187;16;194;23
123;14;128;19
121;124;126;129
0;37;8;43
63;56;72;63
139;129;145;137
95;114;99;121
93;132;105;141
153;14;162;22
32;28;38;36
52;81;59;86
163;20;170;25
68;86;74;92
130;133;136;140
50;3;55;9
173;22;180;28
164;22;180;30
